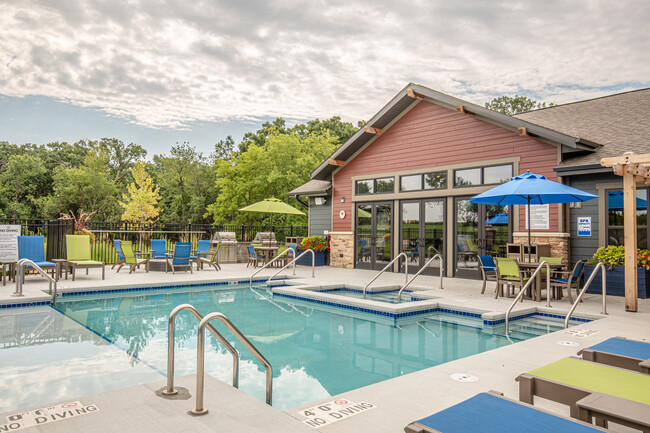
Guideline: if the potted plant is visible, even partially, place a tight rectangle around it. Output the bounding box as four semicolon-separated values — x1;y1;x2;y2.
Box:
585;245;650;298
296;236;329;266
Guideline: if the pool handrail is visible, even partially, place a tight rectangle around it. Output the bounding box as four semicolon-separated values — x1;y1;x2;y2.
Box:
504;261;549;335
193;312;273;414
249;247;296;286
362;252;408;299
14;258;57;305
267;249;315;283
397;254;443;302
163;304;239;396
564;262;607;328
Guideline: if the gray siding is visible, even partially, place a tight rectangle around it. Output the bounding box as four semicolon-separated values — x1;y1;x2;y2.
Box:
309;197;332;235
566;173;619;263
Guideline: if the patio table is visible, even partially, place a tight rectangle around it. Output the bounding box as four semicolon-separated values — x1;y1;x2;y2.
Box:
519;261;565;301
254;246;278;266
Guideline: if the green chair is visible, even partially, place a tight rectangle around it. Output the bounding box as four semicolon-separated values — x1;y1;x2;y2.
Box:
196;243;221;272
496;257;529;299
65;235;105;281
116;241;149;274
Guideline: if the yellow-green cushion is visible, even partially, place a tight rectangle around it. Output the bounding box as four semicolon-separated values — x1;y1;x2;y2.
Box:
69;260;103;265
66;235;92;261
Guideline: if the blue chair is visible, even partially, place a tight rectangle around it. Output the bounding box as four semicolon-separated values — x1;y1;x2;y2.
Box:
578;337;650;374
550;260;585;303
165;242;192;274
478;255;497;295
190;240;211;260
150;239;167;259
112;239;125;269
405;391;603;433
246;244;264;268
17;236;56;282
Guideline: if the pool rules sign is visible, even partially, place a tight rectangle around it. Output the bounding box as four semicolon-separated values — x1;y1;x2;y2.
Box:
0;225;20;261
299;399;376;428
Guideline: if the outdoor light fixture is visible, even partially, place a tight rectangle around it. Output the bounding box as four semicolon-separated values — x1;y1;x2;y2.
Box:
341;196;345;203
314;197;326;205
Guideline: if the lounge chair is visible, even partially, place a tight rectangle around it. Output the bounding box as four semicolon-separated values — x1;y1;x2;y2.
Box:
165;242;192;274
112;239;125;269
550;260;586;303
404;391;605;433
196;243;221;271
65;235;105;281
115;241;149;274
17;236;56;282
578;337;650;374
517;357;650;430
246;244;264;267
190;240;211;261
150;239;168;259
478;255;497;295
495;258;529;299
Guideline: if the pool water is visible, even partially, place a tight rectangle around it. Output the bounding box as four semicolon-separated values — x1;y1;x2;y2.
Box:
319;288;424;303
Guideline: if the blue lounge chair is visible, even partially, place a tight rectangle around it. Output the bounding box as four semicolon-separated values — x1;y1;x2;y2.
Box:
112;239;125;269
17;236;56;282
405;391;605;433
165;242;192;274
578;337;650;374
151;239;167;259
190;240;212;260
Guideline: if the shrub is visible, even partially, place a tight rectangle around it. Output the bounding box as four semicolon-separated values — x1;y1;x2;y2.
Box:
588;245;650;270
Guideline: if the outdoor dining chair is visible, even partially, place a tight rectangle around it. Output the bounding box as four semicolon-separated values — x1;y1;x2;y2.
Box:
165;242;192;274
550;260;586;303
495;257;529;299
246;244;264;267
478;255;498;295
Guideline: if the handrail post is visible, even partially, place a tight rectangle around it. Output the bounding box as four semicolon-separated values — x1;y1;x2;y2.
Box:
397;254;444;302
564;263;608;329
251;247;298;286
266;249;314;283
505;261;547;335
362;252;408;299
14;259;57;304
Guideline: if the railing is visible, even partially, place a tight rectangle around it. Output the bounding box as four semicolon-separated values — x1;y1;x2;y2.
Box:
194;312;272;414
164;304;239;396
249;247;296;286
267;249;316;283
362;252;408;299
398;254;444;302
14;259;58;305
564;263;607;328
504;261;550;336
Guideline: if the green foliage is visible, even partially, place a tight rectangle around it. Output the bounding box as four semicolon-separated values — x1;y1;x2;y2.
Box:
485;95;555;115
588;245;650;270
119;162;161;223
298;236;329;251
0;154;47;218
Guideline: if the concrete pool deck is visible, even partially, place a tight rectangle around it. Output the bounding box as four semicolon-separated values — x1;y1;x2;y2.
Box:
1;264;648;432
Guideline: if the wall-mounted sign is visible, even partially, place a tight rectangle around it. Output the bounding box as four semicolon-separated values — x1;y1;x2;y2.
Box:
577;216;591;236
525;205;549;230
339;210;346;219
0;225;20;261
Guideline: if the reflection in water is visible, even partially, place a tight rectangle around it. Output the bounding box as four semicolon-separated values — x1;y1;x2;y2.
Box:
53;287;514;410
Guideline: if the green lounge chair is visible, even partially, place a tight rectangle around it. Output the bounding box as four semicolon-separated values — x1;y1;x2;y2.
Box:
196;242;221;271
115;241;149;274
517;357;650;431
65;235;105;281
578;337;650;374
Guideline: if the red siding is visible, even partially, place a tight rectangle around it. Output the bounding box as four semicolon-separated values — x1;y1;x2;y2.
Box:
332;101;560;232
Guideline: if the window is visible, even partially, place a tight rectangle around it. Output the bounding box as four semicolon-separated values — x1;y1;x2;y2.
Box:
484;164;513;184
454;164;513;187
424;171;447;189
454;168;481;186
606;189;648;248
356;177;394;195
400;175;422;191
356;180;373;194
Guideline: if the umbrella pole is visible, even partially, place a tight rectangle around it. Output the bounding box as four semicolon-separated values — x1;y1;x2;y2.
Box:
527;200;532;262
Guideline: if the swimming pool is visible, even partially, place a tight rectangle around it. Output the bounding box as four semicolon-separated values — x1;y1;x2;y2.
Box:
0;281;585;413
316;287;427;303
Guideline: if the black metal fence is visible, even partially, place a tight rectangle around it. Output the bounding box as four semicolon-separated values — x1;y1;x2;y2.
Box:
0;219;308;264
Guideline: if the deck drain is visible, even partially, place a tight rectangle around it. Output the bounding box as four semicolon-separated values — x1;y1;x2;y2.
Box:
557;340;580;347
450;373;479;382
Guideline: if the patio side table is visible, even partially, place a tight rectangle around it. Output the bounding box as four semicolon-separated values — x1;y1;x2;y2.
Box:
51;259;68;281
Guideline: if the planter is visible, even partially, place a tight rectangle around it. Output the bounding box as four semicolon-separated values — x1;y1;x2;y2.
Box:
296;250;326;266
584;264;650;298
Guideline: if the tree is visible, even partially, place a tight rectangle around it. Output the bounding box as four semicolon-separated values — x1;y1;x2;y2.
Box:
119;162;161;224
292;116;358;145
485;95;555;115
237;118;289;153
212;135;235;161
0;154;47;218
85;138;147;186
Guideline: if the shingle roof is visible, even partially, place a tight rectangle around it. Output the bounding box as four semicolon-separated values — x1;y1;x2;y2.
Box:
514;88;650;167
288;179;331;197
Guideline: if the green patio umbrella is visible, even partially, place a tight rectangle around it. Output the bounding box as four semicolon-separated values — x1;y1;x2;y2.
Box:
239;197;305;227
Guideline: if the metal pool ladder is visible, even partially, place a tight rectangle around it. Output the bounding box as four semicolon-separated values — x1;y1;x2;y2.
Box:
164;304;273;415
397;254;444;302
249;247;299;287
564;262;607;328
362;252;408;299
14;258;58;305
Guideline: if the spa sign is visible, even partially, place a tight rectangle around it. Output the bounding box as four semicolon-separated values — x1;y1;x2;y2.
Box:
0;225;20;261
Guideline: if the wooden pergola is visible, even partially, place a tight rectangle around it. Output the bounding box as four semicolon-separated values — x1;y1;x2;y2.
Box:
601;151;650;312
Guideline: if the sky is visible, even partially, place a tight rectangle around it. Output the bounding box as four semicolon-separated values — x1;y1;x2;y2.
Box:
1;0;649;157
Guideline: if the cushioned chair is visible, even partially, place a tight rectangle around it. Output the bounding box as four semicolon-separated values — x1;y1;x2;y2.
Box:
478;255;497;295
196;242;221;271
150;239;167;259
165;242;192;274
65;235;105;281
496;258;529;299
550;260;586;303
17;236;56;282
246;244;264;268
116;241;149;274
578;337;650;374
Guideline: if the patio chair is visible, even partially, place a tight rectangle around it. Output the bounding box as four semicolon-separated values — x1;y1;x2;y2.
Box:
495;258;529;299
550;260;585;303
165;242;192;274
246;244;264;268
196;242;221;271
65;235;105;281
17;236;56;282
358;239;370;261
516;357;650;430
478;255;497;295
150;239;167;259
190;240;211;261
112;239;125;269
404;390;605;433
115;241;149;274
578;337;650;374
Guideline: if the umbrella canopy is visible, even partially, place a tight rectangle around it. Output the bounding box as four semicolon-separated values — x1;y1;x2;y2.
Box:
239;197;305;227
470;171;598;260
485;213;508;225
607;191;647;211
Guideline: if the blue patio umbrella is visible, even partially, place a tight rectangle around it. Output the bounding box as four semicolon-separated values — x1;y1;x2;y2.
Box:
470;171;598;260
607;191;647;211
485;213;508;225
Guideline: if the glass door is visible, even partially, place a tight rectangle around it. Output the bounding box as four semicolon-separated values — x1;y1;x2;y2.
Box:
400;199;445;275
355;202;393;270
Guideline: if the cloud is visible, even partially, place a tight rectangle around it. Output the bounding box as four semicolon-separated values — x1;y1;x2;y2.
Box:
1;0;649;129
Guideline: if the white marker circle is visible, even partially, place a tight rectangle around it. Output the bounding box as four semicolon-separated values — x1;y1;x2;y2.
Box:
450;373;479;382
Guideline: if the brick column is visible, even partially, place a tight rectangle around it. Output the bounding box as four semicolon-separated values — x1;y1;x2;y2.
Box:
329;231;355;268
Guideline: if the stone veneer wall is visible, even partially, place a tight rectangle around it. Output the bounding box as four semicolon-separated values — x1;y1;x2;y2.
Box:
513;232;570;263
329;231;354;268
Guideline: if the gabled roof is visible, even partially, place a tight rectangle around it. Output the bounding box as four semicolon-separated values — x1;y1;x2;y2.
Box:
310;83;597;180
514;88;650;169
